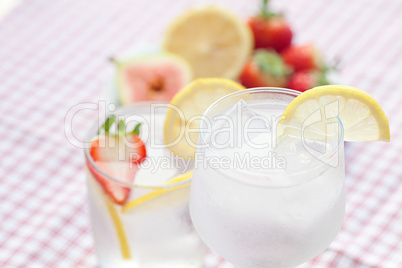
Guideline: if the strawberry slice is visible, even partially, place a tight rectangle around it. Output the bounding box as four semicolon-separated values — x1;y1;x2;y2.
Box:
88;116;146;205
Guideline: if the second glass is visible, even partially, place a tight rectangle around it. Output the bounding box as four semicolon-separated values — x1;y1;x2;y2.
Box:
85;102;207;268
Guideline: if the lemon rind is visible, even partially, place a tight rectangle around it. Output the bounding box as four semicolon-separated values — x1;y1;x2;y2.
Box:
281;85;390;142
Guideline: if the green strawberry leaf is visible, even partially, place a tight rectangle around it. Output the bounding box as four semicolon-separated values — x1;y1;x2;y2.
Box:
131;123;142;136
118;120;126;136
317;71;330;86
254;50;290;77
98;116;141;136
260;0;276;18
98;115;116;134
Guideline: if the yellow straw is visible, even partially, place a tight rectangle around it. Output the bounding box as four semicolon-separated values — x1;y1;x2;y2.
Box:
104;195;131;259
86;168;131;259
121;171;192;213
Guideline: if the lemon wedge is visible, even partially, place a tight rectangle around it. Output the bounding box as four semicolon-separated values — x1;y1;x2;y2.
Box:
164;78;245;159
104;195;131;259
121;171;193;213
279;85;390;142
86;168;131;258
163;6;253;79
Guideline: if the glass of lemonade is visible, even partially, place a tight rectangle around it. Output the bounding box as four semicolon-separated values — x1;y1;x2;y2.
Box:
189;88;345;268
84;102;207;268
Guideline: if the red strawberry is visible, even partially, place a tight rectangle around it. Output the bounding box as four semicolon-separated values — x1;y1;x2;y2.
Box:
281;44;323;72
88;116;146;205
287;70;329;92
239;50;290;88
248;0;293;52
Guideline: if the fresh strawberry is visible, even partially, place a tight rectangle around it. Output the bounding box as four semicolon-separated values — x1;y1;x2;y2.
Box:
281;44;323;72
248;0;293;52
88;116;146;205
287;70;329;92
239;50;290;88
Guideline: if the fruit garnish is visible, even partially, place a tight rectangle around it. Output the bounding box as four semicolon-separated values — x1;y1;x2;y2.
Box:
164;78;245;159
104;194;131;259
89;115;147;205
121;171;192;213
287;70;329;92
281;44;323;72
239;49;290;88
114;53;192;104
163;7;253;79
279;85;390;142
248;0;293;52
86;169;131;259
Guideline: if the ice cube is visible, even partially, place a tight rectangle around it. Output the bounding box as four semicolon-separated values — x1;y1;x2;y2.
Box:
208;100;272;150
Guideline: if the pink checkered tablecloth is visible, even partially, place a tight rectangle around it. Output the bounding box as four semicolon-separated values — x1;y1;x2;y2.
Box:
0;0;401;267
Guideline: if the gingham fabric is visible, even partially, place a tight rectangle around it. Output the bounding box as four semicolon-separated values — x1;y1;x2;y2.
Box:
0;0;401;267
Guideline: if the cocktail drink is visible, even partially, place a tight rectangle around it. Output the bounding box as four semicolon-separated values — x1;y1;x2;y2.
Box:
84;103;207;268
189;88;345;268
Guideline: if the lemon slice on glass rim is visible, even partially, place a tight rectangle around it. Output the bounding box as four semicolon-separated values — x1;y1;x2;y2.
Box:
278;85;390;142
164;78;245;159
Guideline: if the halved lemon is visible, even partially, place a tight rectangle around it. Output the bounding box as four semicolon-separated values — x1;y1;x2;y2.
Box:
279;85;390;142
164;78;245;159
163;7;253;79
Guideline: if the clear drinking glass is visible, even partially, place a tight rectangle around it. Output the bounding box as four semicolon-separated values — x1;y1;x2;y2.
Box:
84;102;207;268
189;88;345;268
